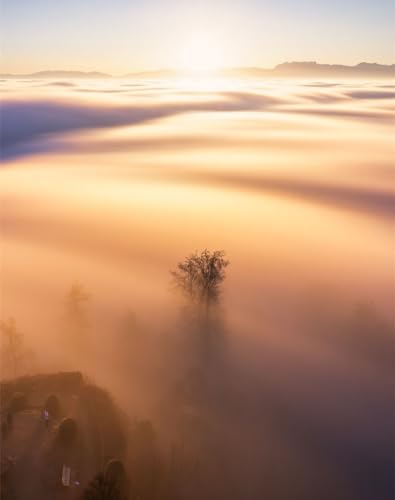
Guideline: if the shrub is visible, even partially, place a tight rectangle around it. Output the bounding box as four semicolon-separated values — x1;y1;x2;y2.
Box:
45;394;61;418
83;472;122;500
57;417;78;445
105;459;125;483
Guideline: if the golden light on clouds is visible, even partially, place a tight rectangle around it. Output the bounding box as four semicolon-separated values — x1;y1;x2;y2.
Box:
1;74;394;499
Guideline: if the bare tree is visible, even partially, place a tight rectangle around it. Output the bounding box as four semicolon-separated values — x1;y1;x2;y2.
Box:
66;281;90;318
171;249;229;313
171;250;229;367
65;281;90;344
0;317;24;378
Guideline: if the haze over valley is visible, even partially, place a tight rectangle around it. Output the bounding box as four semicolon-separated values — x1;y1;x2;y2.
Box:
1;73;394;499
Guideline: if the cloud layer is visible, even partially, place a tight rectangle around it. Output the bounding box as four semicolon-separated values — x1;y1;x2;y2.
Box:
1;77;394;500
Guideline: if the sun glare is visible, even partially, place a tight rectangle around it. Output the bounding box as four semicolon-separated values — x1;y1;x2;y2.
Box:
178;35;223;74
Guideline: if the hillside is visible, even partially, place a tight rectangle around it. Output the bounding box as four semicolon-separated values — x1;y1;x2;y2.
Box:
1;372;127;500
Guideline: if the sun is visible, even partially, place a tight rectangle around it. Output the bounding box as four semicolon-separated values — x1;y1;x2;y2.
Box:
178;35;223;74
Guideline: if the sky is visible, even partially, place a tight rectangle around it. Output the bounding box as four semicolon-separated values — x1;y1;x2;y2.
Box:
1;0;394;74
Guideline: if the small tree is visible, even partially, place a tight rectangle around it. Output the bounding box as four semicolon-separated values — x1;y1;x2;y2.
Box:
0;317;24;378
65;281;90;346
66;281;90;320
83;472;122;500
45;394;61;418
171;250;229;312
57;417;78;445
105;459;125;483
171;250;229;370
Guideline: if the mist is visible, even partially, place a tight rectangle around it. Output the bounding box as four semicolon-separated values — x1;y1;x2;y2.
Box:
1;77;394;500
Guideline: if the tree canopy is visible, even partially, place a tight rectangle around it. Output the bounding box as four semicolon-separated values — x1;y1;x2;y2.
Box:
0;317;24;378
171;249;229;306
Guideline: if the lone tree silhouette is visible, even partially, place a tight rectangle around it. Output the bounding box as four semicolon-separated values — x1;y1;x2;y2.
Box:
66;281;90;319
65;281;90;346
171;249;229;312
83;472;123;500
0;317;24;378
171;250;229;365
45;394;61;418
57;417;78;445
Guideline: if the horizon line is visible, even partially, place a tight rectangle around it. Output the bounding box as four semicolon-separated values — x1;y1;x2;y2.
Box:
2;61;395;78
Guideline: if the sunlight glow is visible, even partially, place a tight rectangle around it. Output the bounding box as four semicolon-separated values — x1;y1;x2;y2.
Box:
177;34;224;73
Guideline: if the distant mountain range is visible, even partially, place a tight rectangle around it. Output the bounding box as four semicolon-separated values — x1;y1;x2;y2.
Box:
232;62;395;78
0;70;111;79
1;62;394;79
